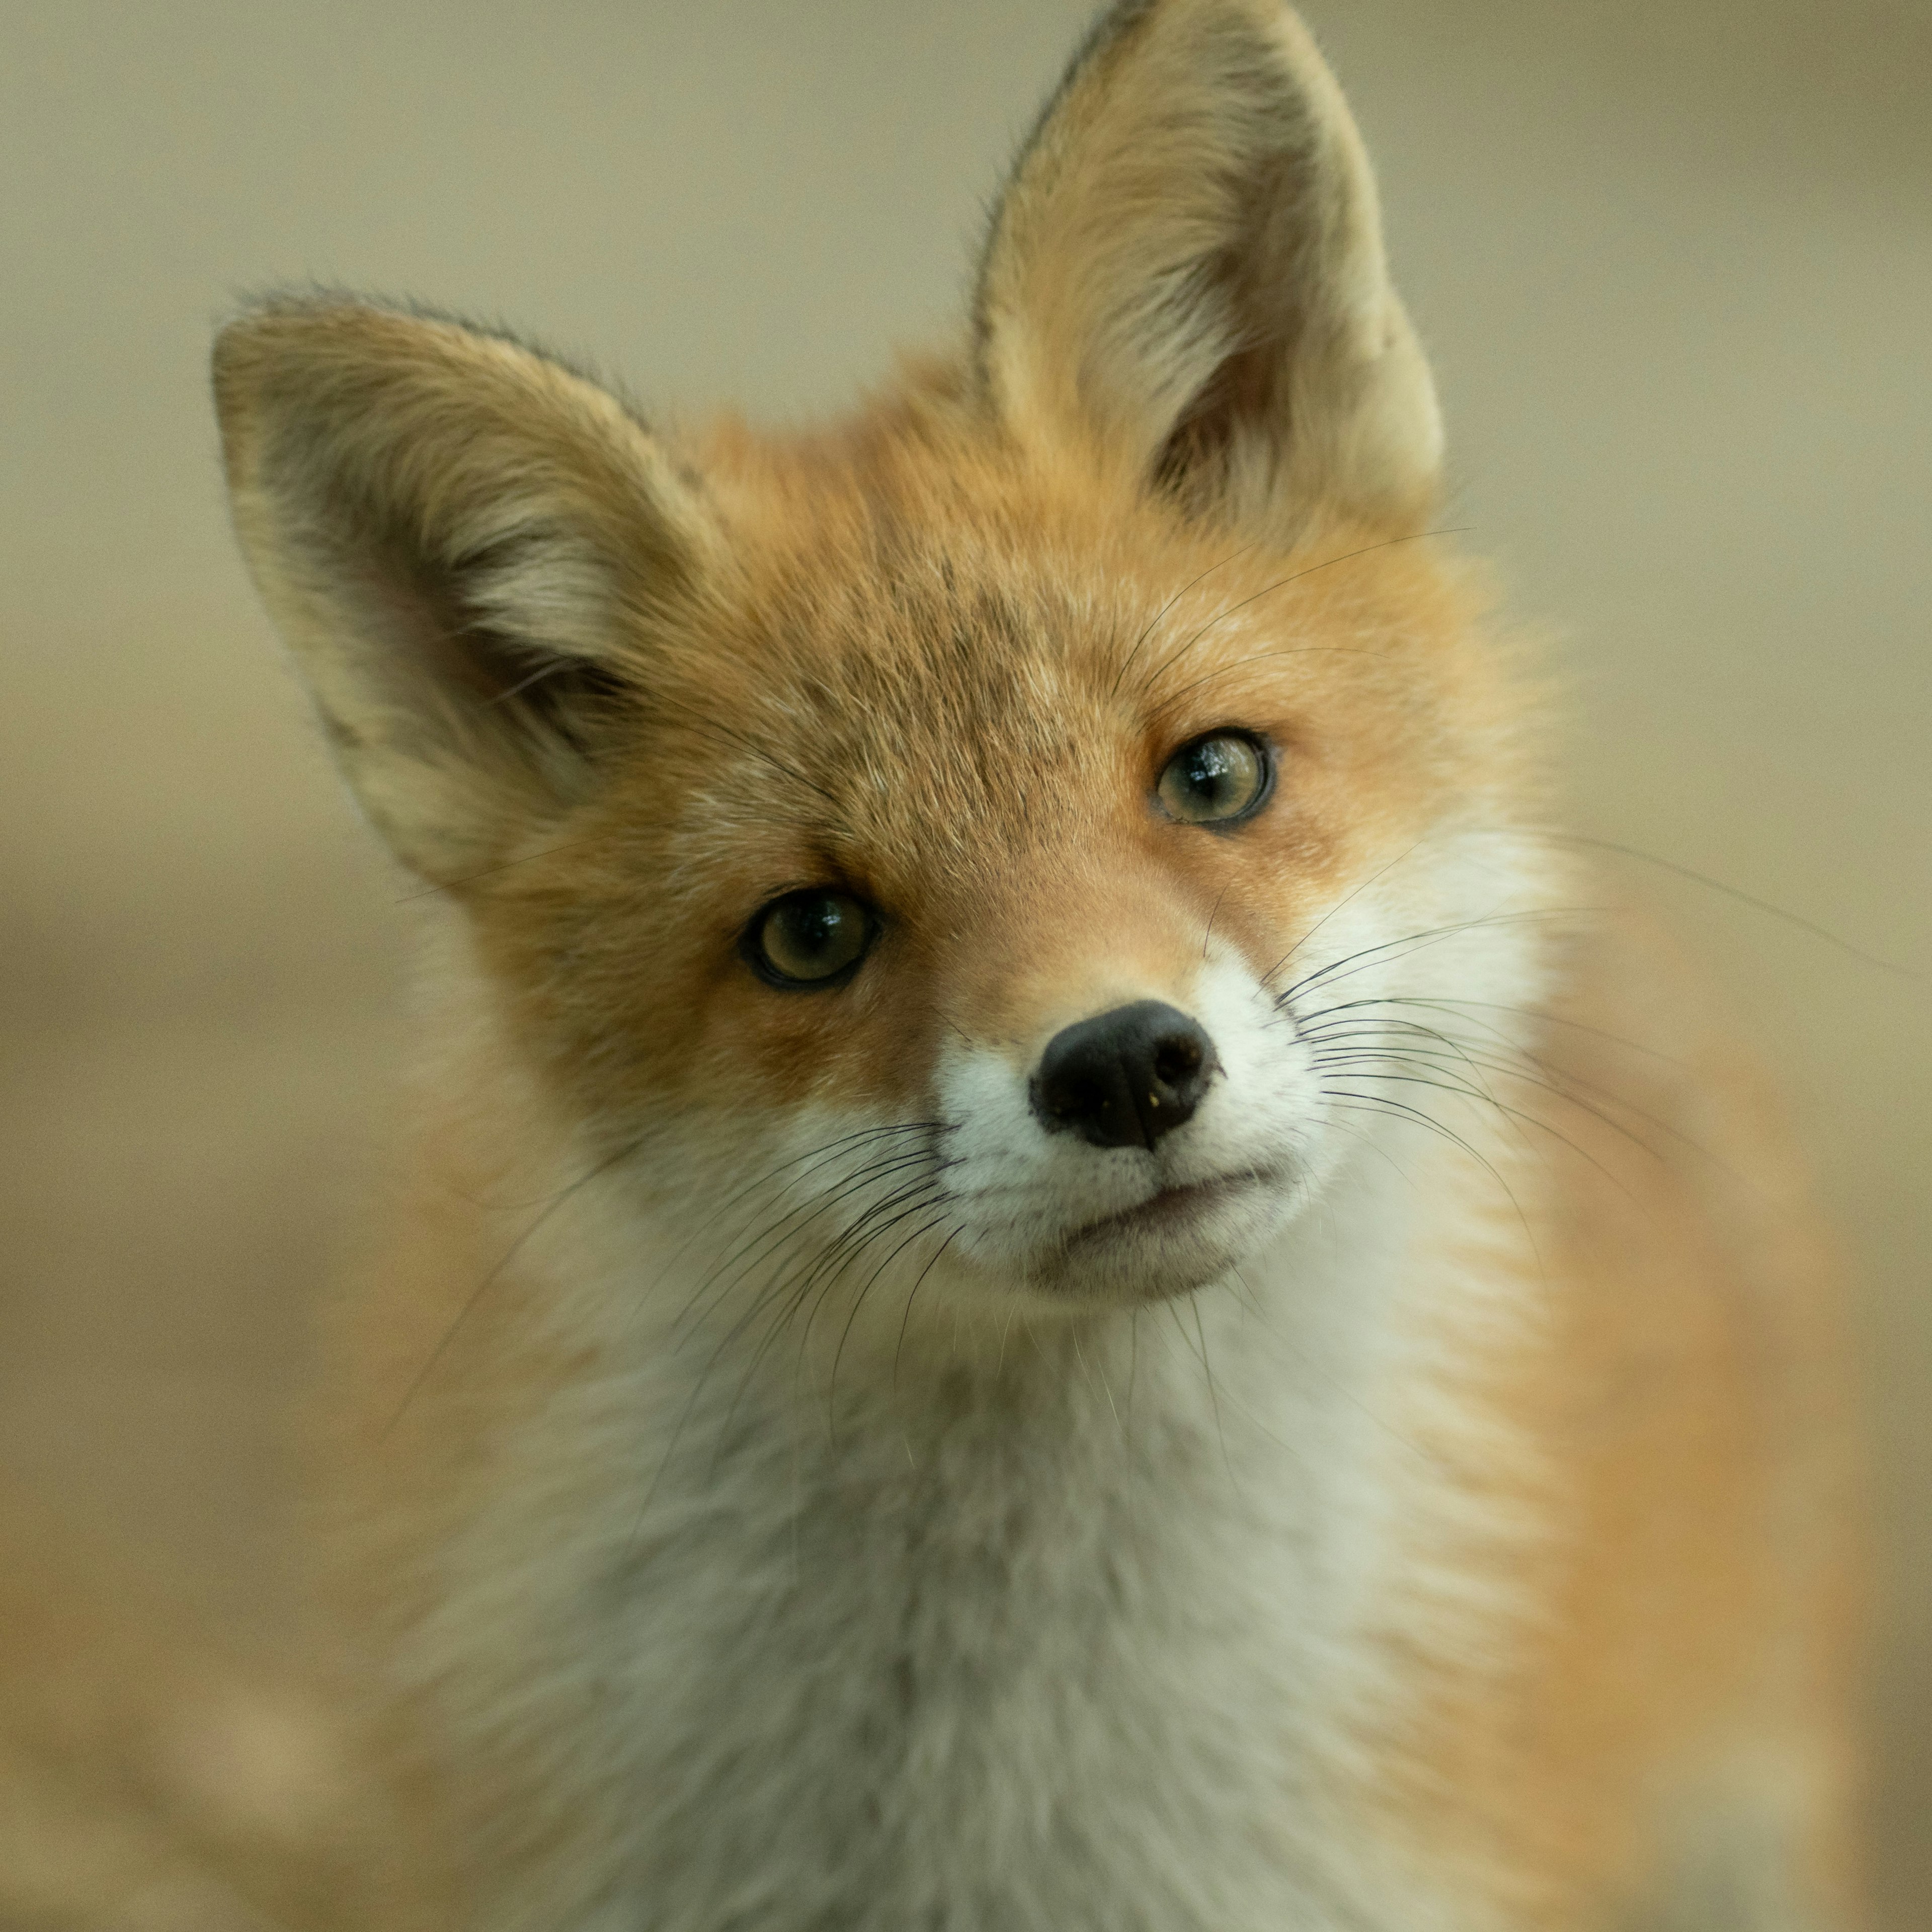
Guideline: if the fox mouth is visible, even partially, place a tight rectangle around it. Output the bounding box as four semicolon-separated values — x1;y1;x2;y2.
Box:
1062;1168;1282;1254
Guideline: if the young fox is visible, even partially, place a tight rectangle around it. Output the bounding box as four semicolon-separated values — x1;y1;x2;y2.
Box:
214;2;1862;1925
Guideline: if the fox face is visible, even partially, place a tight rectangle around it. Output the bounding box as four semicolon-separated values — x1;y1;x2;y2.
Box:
460;469;1526;1326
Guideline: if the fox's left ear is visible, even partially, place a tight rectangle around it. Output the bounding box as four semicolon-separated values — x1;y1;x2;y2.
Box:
975;0;1440;532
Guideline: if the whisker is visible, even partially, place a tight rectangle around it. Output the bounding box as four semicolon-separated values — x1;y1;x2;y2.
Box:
826;1208;956;1432
894;1226;964;1389
1539;831;1919;979
1190;1294;1239;1495
1109;543;1258;699
668;1159;932;1354
1273;906;1597;1008
1073;1323;1121;1434
653;1121;941;1292
1299;1000;1735;1176
716;1170;951;1392
1307;1027;1699;1171
1165;1298;1239;1496
1316;1063;1637;1199
1201;881;1233;960
1323;1090;1547;1293
626;1135;950;1544
1145;647;1386;721
1225;1263;1443;1471
1257;839;1426;991
1294;994;1685;1069
686;1182;941;1506
768;1170;954;1366
1137;528;1470;698
673;1143;955;1343
382;1132;646;1436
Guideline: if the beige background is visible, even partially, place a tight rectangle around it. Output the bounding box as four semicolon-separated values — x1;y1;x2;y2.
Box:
2;0;1926;1916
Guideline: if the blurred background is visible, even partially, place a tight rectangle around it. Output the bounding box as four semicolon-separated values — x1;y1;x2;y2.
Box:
1;0;1925;1918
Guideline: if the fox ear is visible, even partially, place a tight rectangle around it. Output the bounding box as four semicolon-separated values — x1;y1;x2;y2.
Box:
213;298;720;883
975;0;1441;532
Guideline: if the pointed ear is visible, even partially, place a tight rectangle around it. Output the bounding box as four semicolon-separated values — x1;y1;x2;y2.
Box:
975;0;1441;533
213;297;721;883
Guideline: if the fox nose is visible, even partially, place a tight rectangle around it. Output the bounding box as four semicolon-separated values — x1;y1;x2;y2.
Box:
1031;1001;1218;1151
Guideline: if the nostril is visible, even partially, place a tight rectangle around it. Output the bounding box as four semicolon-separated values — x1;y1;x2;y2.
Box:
1152;1034;1203;1086
1031;1000;1218;1151
1045;1067;1104;1123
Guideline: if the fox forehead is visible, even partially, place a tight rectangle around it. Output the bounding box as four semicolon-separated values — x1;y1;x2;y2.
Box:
596;426;1471;917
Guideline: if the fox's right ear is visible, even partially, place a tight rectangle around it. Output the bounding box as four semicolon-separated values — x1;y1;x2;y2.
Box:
214;298;721;884
976;0;1440;535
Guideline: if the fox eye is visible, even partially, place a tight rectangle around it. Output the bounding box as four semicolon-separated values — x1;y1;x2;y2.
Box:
744;889;874;989
1156;731;1272;828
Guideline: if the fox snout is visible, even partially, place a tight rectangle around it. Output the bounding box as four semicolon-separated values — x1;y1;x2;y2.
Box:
933;943;1317;1309
1030;1000;1219;1151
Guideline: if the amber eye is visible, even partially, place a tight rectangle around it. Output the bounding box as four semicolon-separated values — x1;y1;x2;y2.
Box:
1156;731;1272;827
744;889;874;989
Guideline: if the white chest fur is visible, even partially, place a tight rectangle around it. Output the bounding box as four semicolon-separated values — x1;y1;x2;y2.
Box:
401;1125;1533;1932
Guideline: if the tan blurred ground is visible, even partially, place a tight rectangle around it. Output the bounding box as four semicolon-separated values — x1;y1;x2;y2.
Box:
2;0;1926;1919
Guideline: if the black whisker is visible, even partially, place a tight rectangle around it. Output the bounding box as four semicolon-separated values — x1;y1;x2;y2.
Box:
625;1128;951;1546
1316;1063;1636;1199
894;1226;964;1390
672;1141;954;1343
828;1210;955;1433
1322;1090;1547;1290
684;1170;951;1427
1256;839;1425;990
642;1120;937;1283
1136;528;1469;698
1109;543;1258;699
1201;881;1233;959
1298;999;1736;1177
1294;994;1685;1069
1306;1023;1704;1172
1272;906;1595;1009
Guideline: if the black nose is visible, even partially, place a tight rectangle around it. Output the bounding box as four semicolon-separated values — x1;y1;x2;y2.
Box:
1030;1001;1218;1151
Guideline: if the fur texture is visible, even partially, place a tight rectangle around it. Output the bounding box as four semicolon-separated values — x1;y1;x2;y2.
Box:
211;3;1864;1926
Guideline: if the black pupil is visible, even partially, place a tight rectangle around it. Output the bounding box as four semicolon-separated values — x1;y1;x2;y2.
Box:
778;896;846;965
1183;739;1244;808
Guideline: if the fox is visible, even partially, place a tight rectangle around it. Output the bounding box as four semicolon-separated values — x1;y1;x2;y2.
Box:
207;1;1864;1926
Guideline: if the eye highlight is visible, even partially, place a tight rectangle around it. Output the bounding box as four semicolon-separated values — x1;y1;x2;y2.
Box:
1156;730;1272;828
743;889;874;990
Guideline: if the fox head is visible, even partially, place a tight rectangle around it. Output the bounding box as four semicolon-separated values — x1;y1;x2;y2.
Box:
215;0;1546;1340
